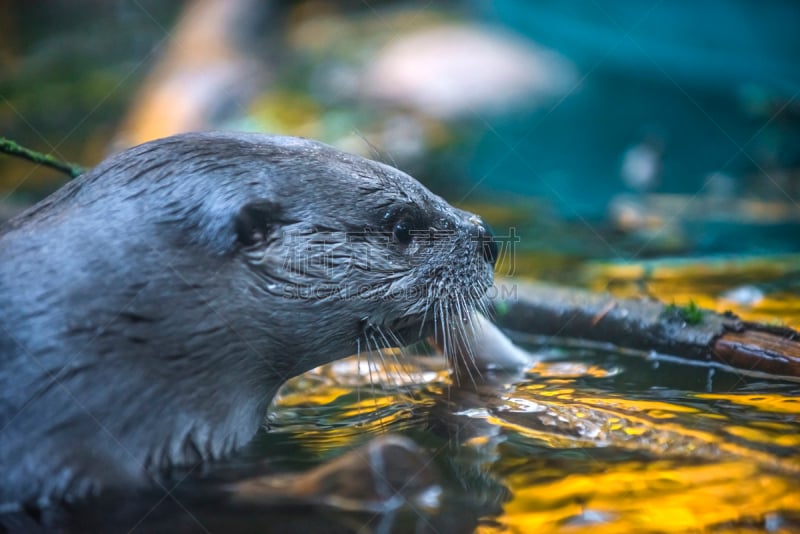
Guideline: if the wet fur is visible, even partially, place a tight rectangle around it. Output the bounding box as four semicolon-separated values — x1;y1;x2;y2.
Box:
0;132;493;509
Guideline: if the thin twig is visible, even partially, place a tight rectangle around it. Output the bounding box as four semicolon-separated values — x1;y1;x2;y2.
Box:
0;137;85;179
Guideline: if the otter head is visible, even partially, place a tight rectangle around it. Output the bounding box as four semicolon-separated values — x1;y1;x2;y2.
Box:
227;134;498;376
0;132;496;505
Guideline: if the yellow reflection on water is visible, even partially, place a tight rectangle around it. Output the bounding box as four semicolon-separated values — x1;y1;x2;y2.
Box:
271;352;447;454
275;386;354;408
489;461;800;534
475;358;800;532
268;251;800;531
585;255;800;328
272;350;800;531
491;380;798;470
695;392;800;415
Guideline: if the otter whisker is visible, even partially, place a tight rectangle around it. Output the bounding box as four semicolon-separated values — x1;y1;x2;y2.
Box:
441;300;461;384
416;283;434;340
370;326;410;391
433;299;442;349
367;330;386;366
434;299;446;360
476;288;492;319
365;328;417;431
449;296;481;388
459;299;484;383
376;330;422;418
374;326;407;389
363;332;384;422
355;336;365;426
365;335;394;433
390;331;427;394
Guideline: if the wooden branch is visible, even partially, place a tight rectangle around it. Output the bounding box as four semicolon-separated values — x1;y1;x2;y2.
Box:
491;280;800;379
0;137;85;178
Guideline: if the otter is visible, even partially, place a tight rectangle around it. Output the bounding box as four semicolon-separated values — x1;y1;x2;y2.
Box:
0;132;496;510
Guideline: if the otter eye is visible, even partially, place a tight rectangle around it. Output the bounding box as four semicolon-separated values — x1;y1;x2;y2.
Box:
393;220;413;245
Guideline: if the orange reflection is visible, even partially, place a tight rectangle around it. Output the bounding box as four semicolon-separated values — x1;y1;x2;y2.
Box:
586;255;800;328
491;460;800;533
468;364;800;532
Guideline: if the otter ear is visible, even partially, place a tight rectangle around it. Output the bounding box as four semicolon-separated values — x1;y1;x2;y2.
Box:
235;200;285;247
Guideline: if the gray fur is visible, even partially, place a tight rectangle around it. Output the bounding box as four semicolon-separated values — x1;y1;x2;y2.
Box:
0;132;494;509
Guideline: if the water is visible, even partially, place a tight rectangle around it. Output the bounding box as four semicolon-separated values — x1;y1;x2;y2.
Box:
49;249;795;533
258;337;800;533
29;333;796;532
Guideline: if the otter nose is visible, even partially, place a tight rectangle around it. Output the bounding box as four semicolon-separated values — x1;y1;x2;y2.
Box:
469;217;497;266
